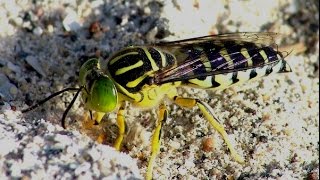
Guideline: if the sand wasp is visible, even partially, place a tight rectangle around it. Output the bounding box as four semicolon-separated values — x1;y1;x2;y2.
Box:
23;32;292;179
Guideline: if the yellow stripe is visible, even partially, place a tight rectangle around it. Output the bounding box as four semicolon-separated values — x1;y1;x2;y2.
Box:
255;65;269;77
214;41;223;46
259;50;268;63
115;60;144;75
237;70;251;82
155;47;166;67
109;51;139;65
126;71;153;88
241;48;252;66
115;82;142;101
220;48;233;68
189;76;212;88
215;74;233;89
277;54;282;61
160;51;166;67
203;61;212;72
198;47;212;72
142;47;159;71
273;60;282;72
235;41;244;46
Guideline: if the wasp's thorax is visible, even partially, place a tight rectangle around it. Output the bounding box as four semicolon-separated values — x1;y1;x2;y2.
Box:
79;59;118;113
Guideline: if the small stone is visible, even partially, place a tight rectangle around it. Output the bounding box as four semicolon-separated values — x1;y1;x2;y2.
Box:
63;9;82;32
202;137;214;152
0;74;18;101
178;166;187;176
0;59;6;66
87;148;101;161
89;21;104;39
89;21;102;34
307;171;318;180
10;163;22;177
47;24;54;33
168;140;181;150
9;86;18;96
7;61;21;74
75;162;91;175
25;55;46;77
262;112;271;121
33;26;43;36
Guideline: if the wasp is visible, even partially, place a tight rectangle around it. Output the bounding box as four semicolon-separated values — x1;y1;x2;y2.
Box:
23;32;292;179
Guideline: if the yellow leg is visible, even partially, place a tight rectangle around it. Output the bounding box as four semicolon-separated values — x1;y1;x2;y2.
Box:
82;111;94;129
94;112;105;124
93;111;107;143
82;111;106;144
173;96;244;164
81;111;106;144
146;104;167;180
82;111;105;127
114;103;126;151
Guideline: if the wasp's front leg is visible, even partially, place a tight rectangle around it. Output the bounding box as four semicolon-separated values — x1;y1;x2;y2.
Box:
114;102;126;151
81;111;107;143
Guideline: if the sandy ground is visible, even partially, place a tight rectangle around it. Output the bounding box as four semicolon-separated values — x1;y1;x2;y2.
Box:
0;0;319;179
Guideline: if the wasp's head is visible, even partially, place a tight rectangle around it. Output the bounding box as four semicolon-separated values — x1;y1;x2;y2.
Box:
79;58;118;114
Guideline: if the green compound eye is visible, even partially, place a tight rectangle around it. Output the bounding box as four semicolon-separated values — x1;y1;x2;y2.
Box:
79;58;118;113
87;75;118;112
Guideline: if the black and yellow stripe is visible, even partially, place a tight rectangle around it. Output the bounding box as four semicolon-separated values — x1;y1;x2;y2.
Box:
107;47;176;100
185;59;290;89
177;41;291;89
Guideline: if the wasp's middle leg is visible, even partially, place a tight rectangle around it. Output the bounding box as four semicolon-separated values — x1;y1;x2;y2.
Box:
146;103;168;180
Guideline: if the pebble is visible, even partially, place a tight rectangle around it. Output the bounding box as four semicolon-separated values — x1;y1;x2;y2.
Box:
75;162;91;175
178;166;187;176
87;148;101;161
25;55;46;77
202;137;214;152
0;73;18;101
168;140;181;150
33;26;43;36
0;58;5;66
63;8;82;31
10;163;22;177
7;61;21;74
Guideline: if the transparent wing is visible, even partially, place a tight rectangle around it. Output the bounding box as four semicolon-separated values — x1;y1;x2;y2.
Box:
153;32;284;84
155;32;280;48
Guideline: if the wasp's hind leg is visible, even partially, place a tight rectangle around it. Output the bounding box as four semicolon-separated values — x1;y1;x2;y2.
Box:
172;96;245;164
146;104;168;180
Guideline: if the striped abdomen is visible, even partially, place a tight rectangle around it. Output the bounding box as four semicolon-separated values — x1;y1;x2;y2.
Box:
173;41;292;89
107;47;176;94
185;60;291;90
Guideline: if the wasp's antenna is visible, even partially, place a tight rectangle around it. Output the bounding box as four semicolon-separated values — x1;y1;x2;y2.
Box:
61;86;84;129
22;87;81;113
